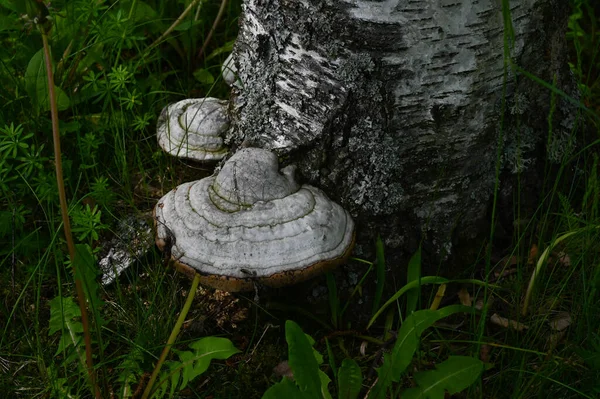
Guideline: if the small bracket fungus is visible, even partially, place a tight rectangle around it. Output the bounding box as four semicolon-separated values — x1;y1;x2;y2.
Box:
221;53;238;87
157;98;229;161
154;148;355;292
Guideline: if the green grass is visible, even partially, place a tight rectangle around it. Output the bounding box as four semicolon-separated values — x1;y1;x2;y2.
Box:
1;0;600;398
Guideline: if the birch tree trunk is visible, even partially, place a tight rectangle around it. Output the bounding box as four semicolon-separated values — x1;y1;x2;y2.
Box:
225;0;575;265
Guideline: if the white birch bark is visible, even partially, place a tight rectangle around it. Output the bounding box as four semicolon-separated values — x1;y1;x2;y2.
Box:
226;0;574;259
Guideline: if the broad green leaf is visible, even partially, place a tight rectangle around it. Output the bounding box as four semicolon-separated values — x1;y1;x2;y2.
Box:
0;13;17;31
286;320;323;398
369;305;474;399
406;246;421;315
0;0;20;12
48;296;86;371
49;296;81;336
367;276;449;329
262;377;306;399
73;244;104;320
311;341;324;365
51;13;77;44
368;356;392;399
129;0;157;23
24;48;70;112
193;68;215;85
25;49;45;104
174;19;203;31
47;85;71;111
169;361;179;397
391;306;473;376
338;359;362;399
116;346;144;397
371;236;385;317
319;369;333;399
180;337;241;389
401;356;484;399
156;337;240;394
153;360;180;398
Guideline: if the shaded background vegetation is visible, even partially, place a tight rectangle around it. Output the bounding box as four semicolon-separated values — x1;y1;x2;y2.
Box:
1;0;600;398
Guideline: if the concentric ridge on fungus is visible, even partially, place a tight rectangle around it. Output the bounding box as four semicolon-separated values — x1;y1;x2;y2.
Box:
154;148;355;292
157;97;229;161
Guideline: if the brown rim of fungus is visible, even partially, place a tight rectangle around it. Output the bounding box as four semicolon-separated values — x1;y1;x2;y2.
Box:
166;232;356;292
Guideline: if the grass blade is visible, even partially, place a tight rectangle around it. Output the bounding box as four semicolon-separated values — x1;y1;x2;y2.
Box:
406;246;422;316
367;276;449;329
371;236;386;317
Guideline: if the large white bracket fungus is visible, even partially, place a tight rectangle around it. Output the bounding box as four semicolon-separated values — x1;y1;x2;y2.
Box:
154;148;355;292
157;98;229;161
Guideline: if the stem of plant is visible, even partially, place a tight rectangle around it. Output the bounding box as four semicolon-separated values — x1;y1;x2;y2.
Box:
142;273;202;399
41;31;100;399
145;0;202;53
196;0;228;61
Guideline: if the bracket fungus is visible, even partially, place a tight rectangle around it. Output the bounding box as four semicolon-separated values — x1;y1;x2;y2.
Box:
221;53;238;87
157;97;229;161
154;148;355;292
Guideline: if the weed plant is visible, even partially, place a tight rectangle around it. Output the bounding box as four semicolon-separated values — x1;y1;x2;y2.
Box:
0;0;599;398
0;0;242;397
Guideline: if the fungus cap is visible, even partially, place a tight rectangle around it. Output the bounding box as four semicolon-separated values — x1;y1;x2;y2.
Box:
154;148;355;292
157;98;229;161
221;53;237;87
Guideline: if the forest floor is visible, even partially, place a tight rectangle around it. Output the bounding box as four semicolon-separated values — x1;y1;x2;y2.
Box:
1;1;600;398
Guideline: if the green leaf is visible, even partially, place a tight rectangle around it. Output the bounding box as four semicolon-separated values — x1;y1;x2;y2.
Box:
156;337;240;393
325;338;337;379
182;337;240;388
116;346;144;397
48;296;86;370
319;369;333;399
0;0;19;12
338;359;362;399
193;68;215;85
73;244;104;319
24;48;70;112
262;325;332;399
391;306;473;376
309;335;324;365
401;356;484;399
25;49;44;105
262;377;306;399
369;306;474;399
49;296;81;336
367;276;449;329
174;19;203;31
128;0;157;23
0;13;17;32
406;246;421;316
371;236;386;317
368;356;392;399
286;320;323;398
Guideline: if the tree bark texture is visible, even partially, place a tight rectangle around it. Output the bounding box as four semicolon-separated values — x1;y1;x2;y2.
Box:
226;0;575;263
